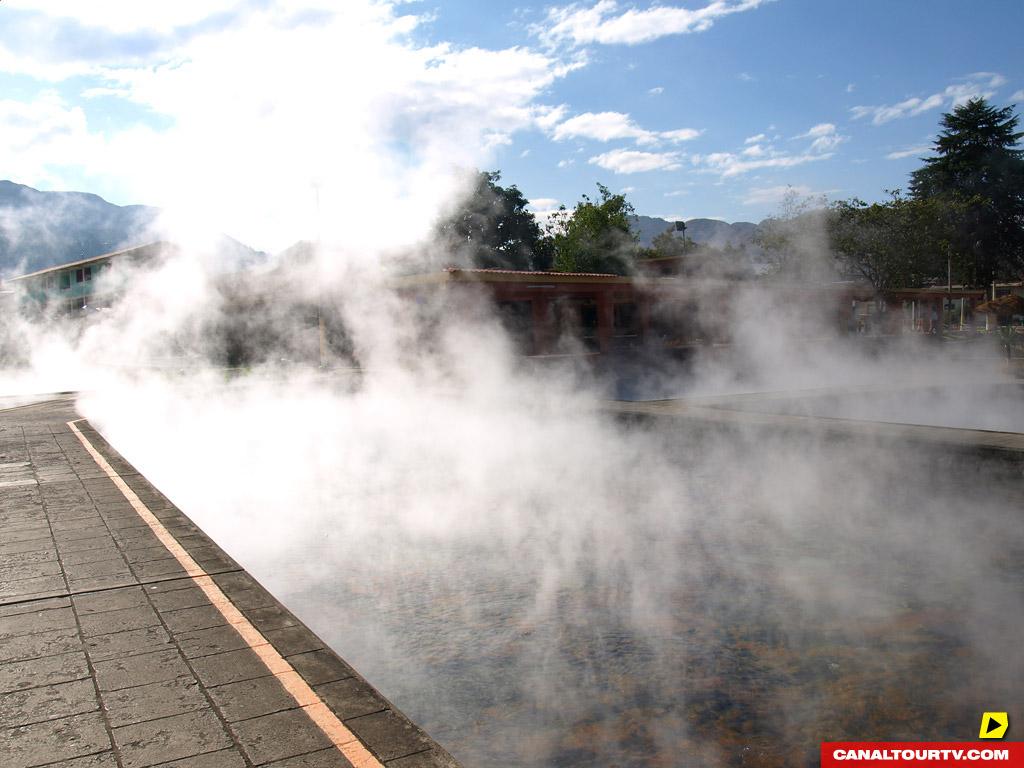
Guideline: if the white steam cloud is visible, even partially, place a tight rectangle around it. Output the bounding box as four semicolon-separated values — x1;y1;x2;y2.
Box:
1;4;1022;768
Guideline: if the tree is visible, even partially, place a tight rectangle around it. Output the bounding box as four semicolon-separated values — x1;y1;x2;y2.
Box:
755;188;834;282
436;171;548;270
829;191;958;292
548;184;637;275
909;98;1024;286
639;227;695;260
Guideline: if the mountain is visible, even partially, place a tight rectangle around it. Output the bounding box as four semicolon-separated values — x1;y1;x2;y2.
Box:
630;214;760;249
0;181;265;278
0;181;163;278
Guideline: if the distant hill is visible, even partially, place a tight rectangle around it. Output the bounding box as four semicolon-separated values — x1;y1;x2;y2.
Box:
0;181;162;278
0;181;265;278
630;214;760;249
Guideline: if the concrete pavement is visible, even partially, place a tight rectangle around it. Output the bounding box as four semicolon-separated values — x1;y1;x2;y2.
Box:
0;397;459;768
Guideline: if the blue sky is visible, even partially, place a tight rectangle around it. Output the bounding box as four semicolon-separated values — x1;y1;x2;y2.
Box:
1;1;1022;249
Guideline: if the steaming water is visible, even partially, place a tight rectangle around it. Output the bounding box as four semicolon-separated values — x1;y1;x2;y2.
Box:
84;385;1024;768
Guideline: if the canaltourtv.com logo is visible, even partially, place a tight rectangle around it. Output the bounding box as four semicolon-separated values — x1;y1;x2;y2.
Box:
820;713;1021;767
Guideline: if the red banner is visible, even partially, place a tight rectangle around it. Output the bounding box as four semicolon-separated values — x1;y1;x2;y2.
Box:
822;743;1024;767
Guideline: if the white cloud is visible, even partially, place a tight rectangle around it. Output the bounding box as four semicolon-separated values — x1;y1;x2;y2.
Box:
851;72;1006;125
0;3;578;252
737;72;756;82
742;184;812;206
619;186;636;193
693;150;830;177
588;149;682;173
846;83;855;93
558;159;574;168
885;145;932;160
528;197;561;210
552;111;700;146
664;189;690;197
744;133;766;144
553;111;653;142
647;86;664;95
794;122;846;153
660;128;702;142
1010;89;1024;102
537;0;772;47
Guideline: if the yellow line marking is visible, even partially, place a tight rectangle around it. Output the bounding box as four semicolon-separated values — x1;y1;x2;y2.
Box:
66;419;384;768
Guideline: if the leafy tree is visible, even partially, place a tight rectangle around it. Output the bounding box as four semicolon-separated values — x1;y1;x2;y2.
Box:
437;171;548;270
829;191;959;291
548;184;637;275
755;188;834;282
638;227;695;260
909;98;1024;285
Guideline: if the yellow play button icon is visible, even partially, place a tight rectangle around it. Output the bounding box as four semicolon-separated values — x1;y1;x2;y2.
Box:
980;712;1008;739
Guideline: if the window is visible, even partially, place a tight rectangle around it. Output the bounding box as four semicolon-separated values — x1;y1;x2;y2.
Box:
75;269;84;283
84;266;92;281
60;272;71;290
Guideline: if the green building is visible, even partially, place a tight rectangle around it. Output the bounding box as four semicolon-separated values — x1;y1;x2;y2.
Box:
7;242;173;315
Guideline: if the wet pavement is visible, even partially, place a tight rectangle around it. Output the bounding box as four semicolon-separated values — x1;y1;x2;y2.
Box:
0;397;458;768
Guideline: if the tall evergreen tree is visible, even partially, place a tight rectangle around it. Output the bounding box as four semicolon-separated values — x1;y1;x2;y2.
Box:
909;98;1024;286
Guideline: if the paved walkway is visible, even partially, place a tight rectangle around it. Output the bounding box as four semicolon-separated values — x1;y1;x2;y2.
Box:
0;397;458;768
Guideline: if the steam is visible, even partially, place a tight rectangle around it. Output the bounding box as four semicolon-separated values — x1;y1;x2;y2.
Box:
2;3;1023;767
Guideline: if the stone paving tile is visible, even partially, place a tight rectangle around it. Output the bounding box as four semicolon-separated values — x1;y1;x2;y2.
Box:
125;544;181;564
345;711;436;763
0;606;77;639
38;752;120;767
230;708;333;766
387;749;461;768
146;585;212;613
148;748;248;767
56;535;120;554
131;559;190;581
0;581;69;605
68;573;139;593
64;557;134;584
314;678;388;721
93;648;191;691
0;537;58;555
159;604;228;634
61;546;126;566
2;711;111;768
3;526;53;543
85;624;174;662
0;559;64;582
0;677;99;728
264;626;324;657
176;624;252;659
78;604;160;637
142;577;205;595
286;650;356;686
102;675;208;728
0;650;91;694
206;674;298;722
243;604;300;633
73;586;149;615
266;748;357;767
0;595;70;618
214;586;276;611
189;647;272;688
0;627;83;664
113;708;232;768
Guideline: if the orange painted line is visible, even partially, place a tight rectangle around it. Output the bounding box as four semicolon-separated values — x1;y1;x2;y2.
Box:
66;419;384;768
